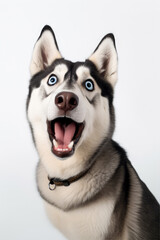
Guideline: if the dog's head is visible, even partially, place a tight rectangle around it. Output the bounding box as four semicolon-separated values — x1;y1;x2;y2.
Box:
27;26;117;174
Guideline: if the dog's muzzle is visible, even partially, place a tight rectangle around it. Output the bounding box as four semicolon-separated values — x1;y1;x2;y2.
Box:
47;92;85;158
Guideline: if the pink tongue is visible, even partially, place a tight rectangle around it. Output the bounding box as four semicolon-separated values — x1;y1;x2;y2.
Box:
54;122;76;146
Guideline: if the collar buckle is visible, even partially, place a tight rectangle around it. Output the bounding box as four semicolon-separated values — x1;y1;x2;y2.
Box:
48;180;56;190
48;164;92;191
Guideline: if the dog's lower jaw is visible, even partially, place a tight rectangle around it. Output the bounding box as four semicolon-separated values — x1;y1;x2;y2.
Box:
35;127;108;181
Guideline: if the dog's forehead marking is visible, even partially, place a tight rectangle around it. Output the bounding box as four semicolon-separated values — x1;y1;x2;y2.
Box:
75;66;91;81
53;63;69;78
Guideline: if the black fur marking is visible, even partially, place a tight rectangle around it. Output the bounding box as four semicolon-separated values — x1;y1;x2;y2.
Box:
93;33;117;53
30;59;71;88
64;62;84;89
138;181;160;239
111;140;129;164
26;59;72;109
106;142;130;238
84;60;113;106
111;140;160;239
65;60;114;106
63;62;77;88
37;25;60;51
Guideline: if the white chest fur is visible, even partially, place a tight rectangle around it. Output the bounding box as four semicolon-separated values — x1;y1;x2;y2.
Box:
45;196;115;240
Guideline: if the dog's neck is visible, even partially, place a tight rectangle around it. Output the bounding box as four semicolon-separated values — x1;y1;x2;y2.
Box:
36;140;121;211
48;164;93;190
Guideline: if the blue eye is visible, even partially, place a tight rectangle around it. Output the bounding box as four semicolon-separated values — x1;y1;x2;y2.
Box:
84;80;94;91
47;75;58;86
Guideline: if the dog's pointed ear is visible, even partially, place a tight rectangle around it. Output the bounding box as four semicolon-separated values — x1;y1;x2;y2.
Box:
30;25;62;76
88;34;118;88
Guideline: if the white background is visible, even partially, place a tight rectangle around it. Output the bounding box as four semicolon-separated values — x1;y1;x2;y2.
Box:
0;0;159;239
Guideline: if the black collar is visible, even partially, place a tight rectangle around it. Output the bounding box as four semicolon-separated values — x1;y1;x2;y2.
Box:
48;166;91;190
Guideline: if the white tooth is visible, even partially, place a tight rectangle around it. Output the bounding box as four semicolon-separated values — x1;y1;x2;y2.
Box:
68;141;74;149
53;139;58;148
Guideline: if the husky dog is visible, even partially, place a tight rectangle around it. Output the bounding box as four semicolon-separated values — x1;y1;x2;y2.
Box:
27;25;160;240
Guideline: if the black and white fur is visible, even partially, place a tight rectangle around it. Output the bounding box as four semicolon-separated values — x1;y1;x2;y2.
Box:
27;25;160;240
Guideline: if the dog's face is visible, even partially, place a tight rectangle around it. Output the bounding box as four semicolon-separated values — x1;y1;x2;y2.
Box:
27;26;117;173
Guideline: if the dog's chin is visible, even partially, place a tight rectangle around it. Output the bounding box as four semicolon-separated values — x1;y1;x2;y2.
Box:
47;117;85;159
52;142;75;159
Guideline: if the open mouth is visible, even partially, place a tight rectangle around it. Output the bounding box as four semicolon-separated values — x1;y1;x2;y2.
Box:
47;117;84;158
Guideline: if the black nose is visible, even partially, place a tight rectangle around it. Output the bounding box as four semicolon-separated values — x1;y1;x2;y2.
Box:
55;92;79;112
